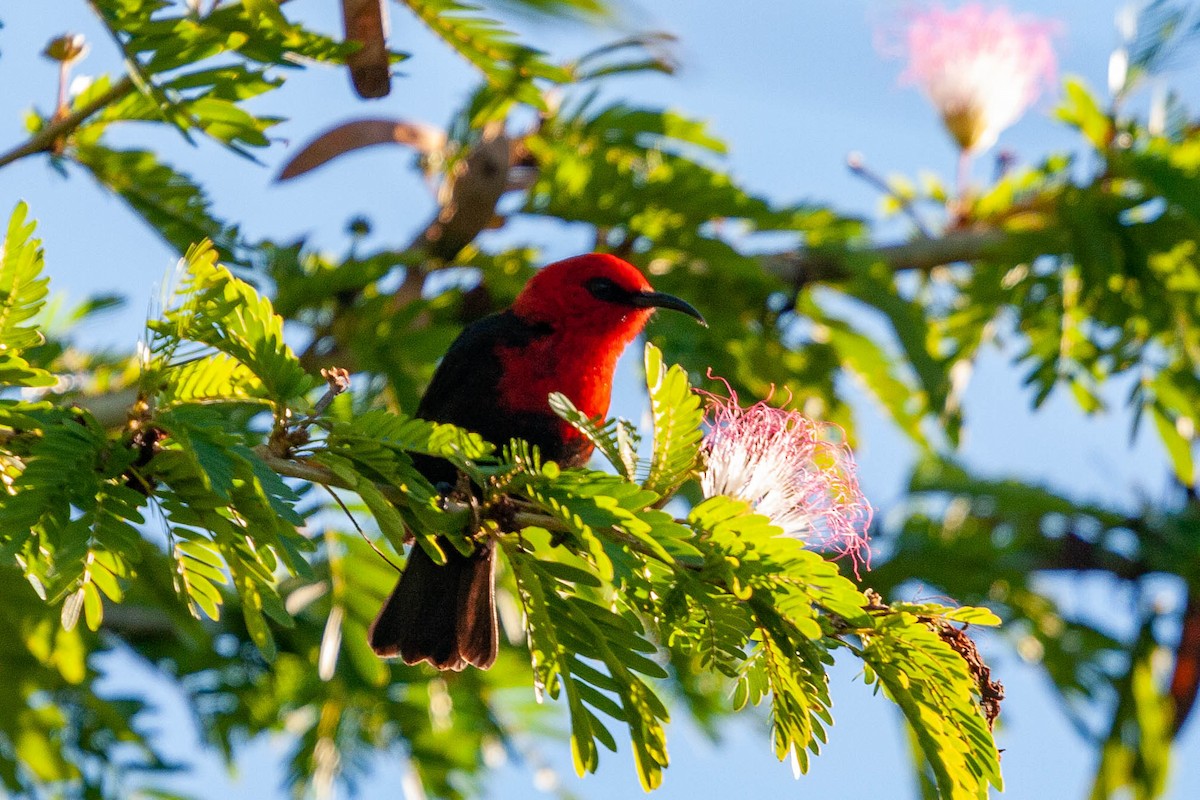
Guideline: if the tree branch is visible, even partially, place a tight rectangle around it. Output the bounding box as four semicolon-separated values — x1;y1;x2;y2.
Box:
101;603;177;643
0;75;135;170
256;448;693;570
301;129;512;369
1040;530;1150;580
409;128;511;263
760;228;1010;286
55;224;1025;430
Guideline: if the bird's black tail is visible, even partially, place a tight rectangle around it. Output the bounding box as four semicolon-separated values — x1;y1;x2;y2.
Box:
368;537;498;671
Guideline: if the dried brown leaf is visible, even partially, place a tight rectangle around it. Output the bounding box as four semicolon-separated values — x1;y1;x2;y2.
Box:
277;119;446;181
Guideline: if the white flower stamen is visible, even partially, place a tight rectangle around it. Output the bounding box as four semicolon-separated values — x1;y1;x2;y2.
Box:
699;386;872;573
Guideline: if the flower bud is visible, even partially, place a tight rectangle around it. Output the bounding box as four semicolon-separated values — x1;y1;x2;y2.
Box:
43;34;88;64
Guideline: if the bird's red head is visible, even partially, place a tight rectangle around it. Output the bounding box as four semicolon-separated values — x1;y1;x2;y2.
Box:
512;253;702;344
499;253;704;420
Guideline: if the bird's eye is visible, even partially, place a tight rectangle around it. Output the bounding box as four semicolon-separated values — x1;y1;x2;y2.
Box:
585;276;630;303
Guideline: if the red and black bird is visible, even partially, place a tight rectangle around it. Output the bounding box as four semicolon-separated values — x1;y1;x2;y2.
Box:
368;253;705;670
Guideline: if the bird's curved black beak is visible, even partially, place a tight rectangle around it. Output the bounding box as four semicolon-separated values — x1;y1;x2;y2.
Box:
631;291;707;327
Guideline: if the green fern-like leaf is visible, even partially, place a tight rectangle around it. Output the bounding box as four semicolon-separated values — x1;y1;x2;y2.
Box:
319;410;493;562
331;408;494;465
860;611;1004;799
87;1;381;160
548;391;641;480
661;573;756;677
740;625;834;777
518;466;703;570
149;240;315;405
149;403;312;638
0;203;50;352
0;204;55;388
57;484;147;631
684;495;882;776
642;343;704;495
72;144;242;260
403;0;570;89
0;414;107;575
157;352;265;405
504;528;670;788
0;401;148;629
170;528;228;622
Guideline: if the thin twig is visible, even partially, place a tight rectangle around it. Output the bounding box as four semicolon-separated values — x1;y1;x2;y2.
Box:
293;367;352;427
0;75;135;170
321;483;402;572
846;151;934;239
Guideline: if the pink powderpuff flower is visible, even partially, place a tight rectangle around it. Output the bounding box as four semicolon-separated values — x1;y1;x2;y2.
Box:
897;3;1058;154
699;384;872;574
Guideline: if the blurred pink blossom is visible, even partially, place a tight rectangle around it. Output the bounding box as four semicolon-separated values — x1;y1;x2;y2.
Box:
699;384;872;573
897;3;1059;153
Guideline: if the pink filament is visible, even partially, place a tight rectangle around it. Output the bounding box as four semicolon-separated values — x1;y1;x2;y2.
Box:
893;3;1059;152
699;379;873;575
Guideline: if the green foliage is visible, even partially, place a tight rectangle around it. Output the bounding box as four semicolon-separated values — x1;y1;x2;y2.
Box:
548;390;641;480
1090;615;1173;800
841;260;958;443
151;401;310;647
859;610;1002;799
91;0;373;153
72;140;240;260
0;404;146;632
405;0;570;92
0;203;55;387
88;232;1002;796
506;528;670;788
642;343;704;494
513;361;1000;796
798;293;930;445
317;409;493;560
871;455;1200;800
134;242;992;800
148;240;315;406
0;563;177;797
1113;1;1200;102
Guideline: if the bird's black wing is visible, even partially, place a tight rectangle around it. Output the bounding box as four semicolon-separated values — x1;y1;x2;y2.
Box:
413;310;570;482
416;310;549;421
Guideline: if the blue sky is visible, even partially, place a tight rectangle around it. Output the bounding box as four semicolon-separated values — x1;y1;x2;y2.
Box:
4;1;1200;798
